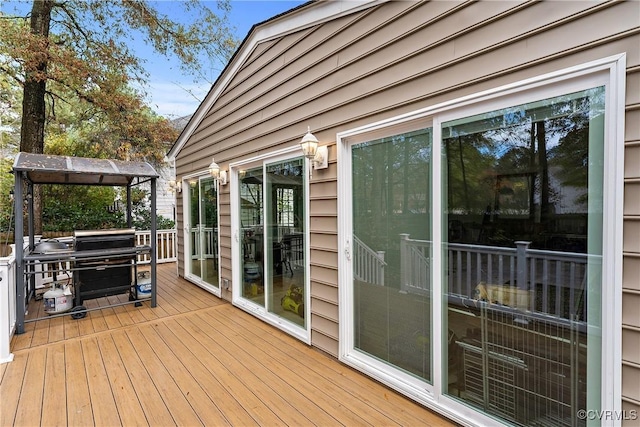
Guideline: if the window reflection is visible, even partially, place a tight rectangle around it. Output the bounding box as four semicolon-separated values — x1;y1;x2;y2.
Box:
443;88;604;425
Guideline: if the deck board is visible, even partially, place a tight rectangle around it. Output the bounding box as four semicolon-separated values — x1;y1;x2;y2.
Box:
3;263;454;426
41;344;67;426
64;340;94;426
82;337;125;426
13;347;46;426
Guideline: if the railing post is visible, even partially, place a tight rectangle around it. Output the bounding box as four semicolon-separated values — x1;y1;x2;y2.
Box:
400;234;410;290
515;241;531;290
377;251;385;286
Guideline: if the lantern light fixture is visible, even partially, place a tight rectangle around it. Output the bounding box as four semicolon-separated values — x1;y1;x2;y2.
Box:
208;157;228;185
300;127;319;160
168;179;182;194
299;127;328;179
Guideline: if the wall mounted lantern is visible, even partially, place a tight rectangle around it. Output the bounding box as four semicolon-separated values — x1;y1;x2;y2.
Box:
208;157;228;185
300;127;328;179
168;179;182;193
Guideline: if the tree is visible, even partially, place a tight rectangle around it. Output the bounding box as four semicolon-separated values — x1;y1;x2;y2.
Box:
0;0;238;233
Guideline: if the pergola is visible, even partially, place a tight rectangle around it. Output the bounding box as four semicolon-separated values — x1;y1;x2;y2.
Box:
12;152;159;334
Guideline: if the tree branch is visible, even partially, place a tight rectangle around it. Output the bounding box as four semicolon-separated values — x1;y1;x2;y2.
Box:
0;65;25;86
55;2;90;41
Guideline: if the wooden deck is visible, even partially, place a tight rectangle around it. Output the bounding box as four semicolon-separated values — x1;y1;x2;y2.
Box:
1;263;453;426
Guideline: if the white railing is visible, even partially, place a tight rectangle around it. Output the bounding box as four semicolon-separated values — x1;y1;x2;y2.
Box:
353;236;386;286
190;226;218;260
136;229;177;264
399;233;430;295
399;234;590;321
1;245;16;364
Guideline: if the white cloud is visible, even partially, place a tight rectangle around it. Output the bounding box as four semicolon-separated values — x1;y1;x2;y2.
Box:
146;80;211;119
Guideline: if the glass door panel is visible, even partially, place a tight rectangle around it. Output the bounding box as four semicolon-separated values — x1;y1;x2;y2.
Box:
265;158;306;327
188;177;219;289
351;129;433;381
200;178;219;288
442;88;604;425
239;167;265;306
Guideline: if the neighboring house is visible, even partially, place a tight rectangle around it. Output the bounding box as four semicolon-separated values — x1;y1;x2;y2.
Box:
154;162;177;223
151;115;194;224
131;159;175;224
166;1;639;426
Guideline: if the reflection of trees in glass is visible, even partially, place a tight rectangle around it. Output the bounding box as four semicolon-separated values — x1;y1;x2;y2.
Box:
202;180;218;228
352;129;431;286
190;183;199;226
445;134;496;215
444;87;604;250
353;131;431;232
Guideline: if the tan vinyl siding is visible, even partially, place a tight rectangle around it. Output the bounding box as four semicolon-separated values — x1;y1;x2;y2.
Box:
174;0;640;410
623;63;640;414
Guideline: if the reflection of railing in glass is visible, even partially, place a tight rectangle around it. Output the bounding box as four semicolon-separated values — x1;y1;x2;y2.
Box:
190;227;218;259
399;234;592;321
353;236;386;286
455;305;586;426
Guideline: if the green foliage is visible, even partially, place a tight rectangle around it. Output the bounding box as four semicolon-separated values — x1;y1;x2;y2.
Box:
42;185;123;231
131;208;175;231
128;187;175;230
40;184;175;232
0;159;15;233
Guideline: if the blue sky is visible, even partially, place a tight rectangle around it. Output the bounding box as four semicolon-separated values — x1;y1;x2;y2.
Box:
144;1;307;119
2;0;306;119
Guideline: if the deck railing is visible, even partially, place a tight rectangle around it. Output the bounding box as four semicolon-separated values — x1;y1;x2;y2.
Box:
399;233;428;293
399;234;591;321
136;229;177;264
353;236;386;286
1;245;16;364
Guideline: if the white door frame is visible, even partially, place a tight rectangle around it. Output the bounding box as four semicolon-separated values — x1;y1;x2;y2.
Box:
229;145;312;344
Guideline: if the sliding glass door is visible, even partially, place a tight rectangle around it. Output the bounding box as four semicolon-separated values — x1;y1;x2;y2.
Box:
236;156;308;332
187;176;219;290
340;73;614;427
351;129;433;381
442;87;604;424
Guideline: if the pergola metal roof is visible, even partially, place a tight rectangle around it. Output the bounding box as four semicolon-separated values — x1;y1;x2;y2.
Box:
13;152;159;186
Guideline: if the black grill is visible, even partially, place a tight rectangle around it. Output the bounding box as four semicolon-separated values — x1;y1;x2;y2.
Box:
73;229;136;304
